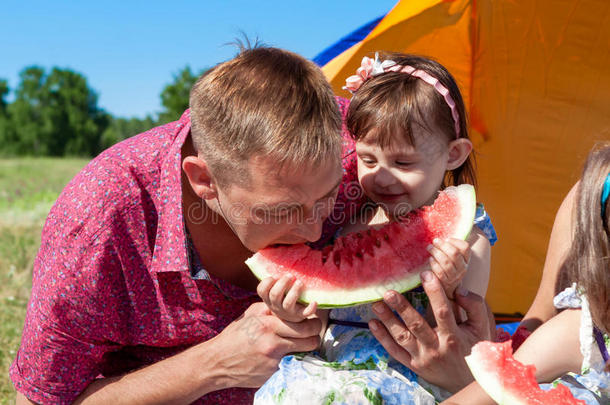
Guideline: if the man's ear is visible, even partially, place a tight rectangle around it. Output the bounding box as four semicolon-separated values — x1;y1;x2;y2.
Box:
446;139;473;170
182;156;218;200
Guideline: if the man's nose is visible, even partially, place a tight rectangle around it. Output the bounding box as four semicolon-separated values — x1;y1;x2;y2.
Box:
295;216;324;243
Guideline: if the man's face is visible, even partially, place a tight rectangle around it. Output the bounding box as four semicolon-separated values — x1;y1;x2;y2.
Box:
214;155;343;252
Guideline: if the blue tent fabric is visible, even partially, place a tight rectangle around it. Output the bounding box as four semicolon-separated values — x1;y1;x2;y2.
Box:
496;321;520;335
312;15;385;66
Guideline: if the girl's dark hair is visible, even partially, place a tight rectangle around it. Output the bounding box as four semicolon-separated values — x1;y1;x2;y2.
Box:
346;52;476;188
561;143;610;333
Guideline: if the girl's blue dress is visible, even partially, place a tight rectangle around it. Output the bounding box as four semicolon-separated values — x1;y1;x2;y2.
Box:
538;285;610;404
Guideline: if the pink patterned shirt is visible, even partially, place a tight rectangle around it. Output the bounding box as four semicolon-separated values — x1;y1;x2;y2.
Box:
11;99;361;404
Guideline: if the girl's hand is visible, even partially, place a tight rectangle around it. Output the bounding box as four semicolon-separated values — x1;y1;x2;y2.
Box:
427;238;471;299
257;274;318;322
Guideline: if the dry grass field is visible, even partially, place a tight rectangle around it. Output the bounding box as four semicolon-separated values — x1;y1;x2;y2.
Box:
0;158;87;403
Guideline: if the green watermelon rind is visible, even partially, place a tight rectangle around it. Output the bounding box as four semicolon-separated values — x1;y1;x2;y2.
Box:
446;184;477;242
246;184;477;308
246;256;425;308
465;343;528;405
305;272;422;309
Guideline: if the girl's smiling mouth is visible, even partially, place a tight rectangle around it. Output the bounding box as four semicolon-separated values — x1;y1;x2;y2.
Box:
374;192;407;201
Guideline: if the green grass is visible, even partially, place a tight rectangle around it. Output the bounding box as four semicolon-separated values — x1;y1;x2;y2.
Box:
0;157;88;404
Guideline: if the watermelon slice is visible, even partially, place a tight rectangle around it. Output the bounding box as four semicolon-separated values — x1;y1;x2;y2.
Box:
246;184;476;307
465;341;586;404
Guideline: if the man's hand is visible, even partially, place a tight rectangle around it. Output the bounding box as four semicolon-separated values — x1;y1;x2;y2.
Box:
368;271;493;393
257;275;317;322
210;301;323;388
64;302;323;404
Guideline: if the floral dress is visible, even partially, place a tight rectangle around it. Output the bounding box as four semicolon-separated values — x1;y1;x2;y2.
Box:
254;205;497;405
538;285;610;404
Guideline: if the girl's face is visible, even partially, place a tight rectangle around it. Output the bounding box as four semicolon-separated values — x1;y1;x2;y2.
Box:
356;131;450;217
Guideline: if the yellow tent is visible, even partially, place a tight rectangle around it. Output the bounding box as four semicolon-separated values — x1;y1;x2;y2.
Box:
321;0;610;314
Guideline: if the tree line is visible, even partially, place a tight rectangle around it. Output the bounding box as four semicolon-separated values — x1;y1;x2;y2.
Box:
0;66;204;157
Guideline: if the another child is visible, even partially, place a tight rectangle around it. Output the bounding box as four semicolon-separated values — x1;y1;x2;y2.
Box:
446;143;610;404
255;53;497;404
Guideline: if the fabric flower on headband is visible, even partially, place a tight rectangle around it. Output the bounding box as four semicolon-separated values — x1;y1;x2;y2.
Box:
343;53;396;93
342;52;461;137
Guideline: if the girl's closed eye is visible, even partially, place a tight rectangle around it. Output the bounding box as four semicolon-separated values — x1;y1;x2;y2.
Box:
359;156;377;166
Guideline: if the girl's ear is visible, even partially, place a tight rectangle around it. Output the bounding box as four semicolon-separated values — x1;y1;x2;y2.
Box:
446;139;473;170
182;155;218;200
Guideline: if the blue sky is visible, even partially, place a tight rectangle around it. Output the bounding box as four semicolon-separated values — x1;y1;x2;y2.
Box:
2;0;397;118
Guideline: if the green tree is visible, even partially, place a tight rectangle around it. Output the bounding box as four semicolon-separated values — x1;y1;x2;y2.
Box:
100;115;157;150
44;67;109;155
6;67;47;155
0;79;13;155
6;66;109;156
158;66;205;124
0;79;8;112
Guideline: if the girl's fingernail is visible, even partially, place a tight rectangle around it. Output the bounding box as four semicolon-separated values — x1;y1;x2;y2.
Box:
369;321;378;331
373;302;384;313
421;271;433;282
384;292;398;305
426;244;434;252
433;238;441;245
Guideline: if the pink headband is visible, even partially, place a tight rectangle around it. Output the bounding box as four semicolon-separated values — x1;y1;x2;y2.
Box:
344;53;461;138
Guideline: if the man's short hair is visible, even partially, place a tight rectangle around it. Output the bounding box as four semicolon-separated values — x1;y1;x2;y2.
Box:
189;47;342;188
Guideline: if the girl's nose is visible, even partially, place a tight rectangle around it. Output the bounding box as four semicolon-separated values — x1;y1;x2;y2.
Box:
374;167;397;188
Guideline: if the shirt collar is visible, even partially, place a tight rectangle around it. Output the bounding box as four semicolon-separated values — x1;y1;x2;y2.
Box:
149;109;191;274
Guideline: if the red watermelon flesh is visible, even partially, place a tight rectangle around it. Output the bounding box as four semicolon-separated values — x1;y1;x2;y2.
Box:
246;184;476;307
465;341;586;405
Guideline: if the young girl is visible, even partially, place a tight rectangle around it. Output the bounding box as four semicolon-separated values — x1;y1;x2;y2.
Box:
445;144;610;405
255;53;497;404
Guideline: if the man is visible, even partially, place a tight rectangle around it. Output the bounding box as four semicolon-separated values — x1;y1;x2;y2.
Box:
13;47;493;404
